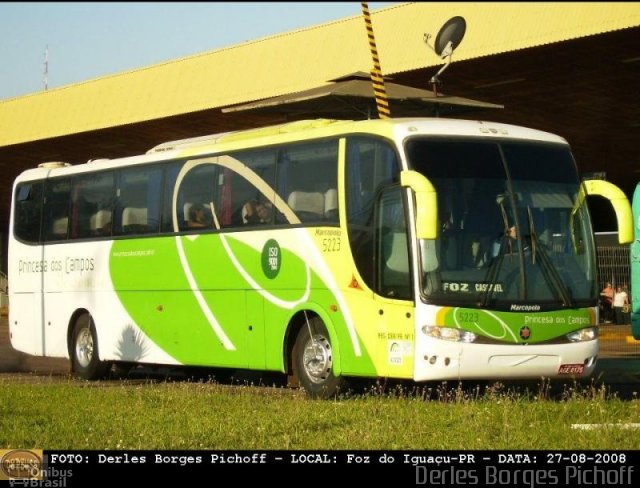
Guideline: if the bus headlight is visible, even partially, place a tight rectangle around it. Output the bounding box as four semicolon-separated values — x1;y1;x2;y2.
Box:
422;325;477;343
566;327;598;342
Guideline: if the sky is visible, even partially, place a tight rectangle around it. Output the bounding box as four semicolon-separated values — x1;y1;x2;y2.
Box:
0;2;398;101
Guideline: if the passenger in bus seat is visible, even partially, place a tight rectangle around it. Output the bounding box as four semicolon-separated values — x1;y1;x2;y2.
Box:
187;203;211;229
242;199;273;225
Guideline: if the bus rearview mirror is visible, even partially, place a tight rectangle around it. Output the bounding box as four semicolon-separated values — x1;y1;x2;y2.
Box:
582;180;634;244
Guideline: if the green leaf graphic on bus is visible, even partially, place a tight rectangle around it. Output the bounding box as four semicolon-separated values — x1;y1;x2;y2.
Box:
109;234;373;370
109;236;239;365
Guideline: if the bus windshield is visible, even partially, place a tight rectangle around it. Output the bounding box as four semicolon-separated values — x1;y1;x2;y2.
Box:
407;138;596;311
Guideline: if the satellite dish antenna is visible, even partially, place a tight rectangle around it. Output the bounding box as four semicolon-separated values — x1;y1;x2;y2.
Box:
424;16;467;94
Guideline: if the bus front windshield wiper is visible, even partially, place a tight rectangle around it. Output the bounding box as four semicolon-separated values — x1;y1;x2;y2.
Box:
526;206;573;307
479;201;511;307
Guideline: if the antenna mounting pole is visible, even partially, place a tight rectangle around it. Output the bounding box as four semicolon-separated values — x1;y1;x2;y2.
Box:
44;45;49;91
361;2;391;119
424;16;467;97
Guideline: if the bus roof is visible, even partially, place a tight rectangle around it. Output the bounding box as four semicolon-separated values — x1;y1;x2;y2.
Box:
148;118;568;154
15;117;568;182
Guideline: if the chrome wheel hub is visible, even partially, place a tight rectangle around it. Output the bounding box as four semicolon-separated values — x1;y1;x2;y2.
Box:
302;335;332;383
75;327;94;368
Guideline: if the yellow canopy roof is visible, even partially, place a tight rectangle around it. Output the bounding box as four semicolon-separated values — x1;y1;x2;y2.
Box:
1;2;638;147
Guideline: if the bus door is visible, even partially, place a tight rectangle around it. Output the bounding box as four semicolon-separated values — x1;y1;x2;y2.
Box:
374;186;415;378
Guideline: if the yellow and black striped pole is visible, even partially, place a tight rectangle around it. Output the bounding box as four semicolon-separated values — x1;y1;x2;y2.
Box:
361;2;391;119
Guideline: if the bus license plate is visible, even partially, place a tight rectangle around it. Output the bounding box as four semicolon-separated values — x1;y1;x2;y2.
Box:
558;364;585;375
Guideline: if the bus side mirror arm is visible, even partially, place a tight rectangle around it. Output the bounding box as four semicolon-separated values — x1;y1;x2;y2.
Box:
400;170;438;240
582;180;634;244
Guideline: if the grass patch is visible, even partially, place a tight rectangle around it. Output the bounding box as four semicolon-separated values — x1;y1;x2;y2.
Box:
0;376;638;450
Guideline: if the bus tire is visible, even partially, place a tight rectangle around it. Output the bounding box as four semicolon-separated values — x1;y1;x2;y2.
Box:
292;317;344;398
71;313;109;380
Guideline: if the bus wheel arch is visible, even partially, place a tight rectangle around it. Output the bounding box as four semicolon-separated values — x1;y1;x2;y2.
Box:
69;310;109;380
287;311;345;398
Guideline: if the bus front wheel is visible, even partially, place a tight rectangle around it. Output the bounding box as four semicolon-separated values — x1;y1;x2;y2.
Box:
71;313;109;380
293;317;344;398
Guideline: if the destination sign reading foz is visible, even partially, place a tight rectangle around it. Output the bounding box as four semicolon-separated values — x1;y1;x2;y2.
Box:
443;281;504;293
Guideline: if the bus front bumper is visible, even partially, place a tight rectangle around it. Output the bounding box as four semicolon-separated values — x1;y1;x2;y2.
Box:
414;338;598;382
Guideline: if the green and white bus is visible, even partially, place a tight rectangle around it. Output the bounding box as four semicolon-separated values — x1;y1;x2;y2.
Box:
9;118;634;397
632;183;640;339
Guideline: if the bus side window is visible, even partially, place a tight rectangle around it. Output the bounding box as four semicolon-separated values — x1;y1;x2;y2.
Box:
71;173;114;239
115;166;162;236
42;178;72;242
175;165;217;232
14;182;44;244
377;187;411;299
345;136;400;292
277;141;339;225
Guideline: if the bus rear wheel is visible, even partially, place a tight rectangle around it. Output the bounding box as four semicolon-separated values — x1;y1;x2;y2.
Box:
293;317;344;398
71;313;109;380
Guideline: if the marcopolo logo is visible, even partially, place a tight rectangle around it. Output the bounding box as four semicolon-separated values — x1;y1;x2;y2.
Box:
261;239;281;279
0;449;43;480
519;326;531;341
